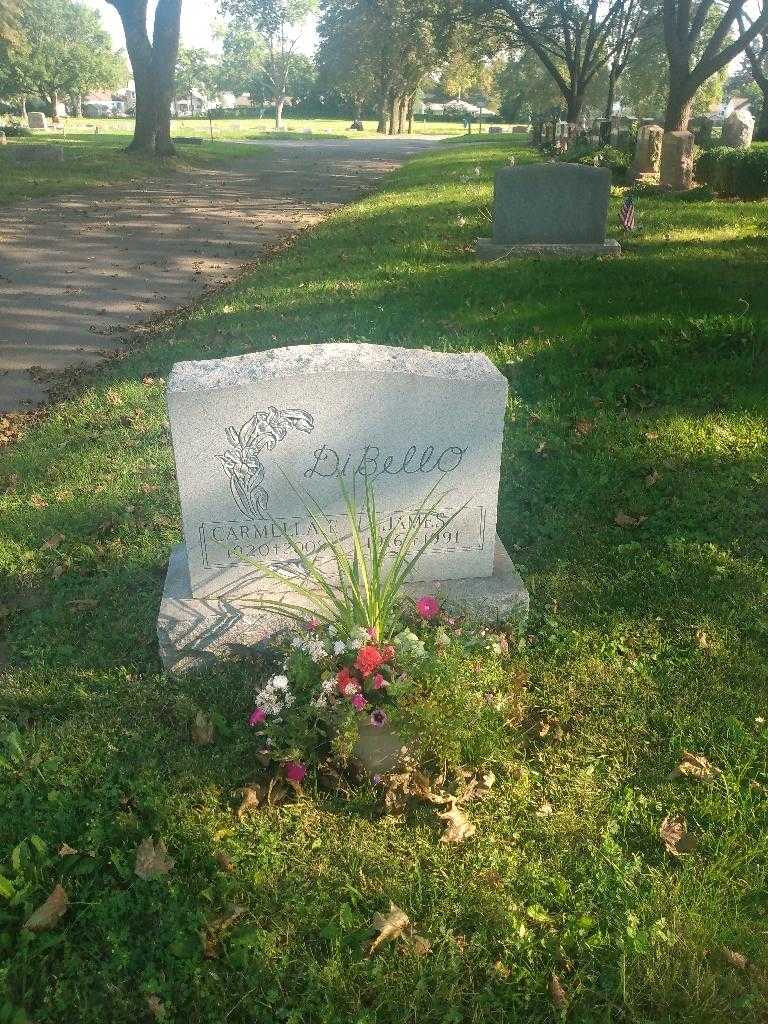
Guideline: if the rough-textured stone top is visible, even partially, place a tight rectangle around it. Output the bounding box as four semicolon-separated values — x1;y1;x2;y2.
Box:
168;343;505;394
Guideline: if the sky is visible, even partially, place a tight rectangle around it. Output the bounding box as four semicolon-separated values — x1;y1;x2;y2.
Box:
82;0;319;55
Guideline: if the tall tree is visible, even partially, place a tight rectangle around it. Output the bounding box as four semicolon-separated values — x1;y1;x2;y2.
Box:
175;46;215;109
0;0;20;45
737;3;768;139
219;0;317;128
107;0;182;154
476;0;646;123
661;0;768;130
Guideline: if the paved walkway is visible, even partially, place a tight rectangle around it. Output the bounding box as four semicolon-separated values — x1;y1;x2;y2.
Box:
0;136;439;410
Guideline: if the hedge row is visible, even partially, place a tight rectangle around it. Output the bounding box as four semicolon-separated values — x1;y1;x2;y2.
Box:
695;143;768;199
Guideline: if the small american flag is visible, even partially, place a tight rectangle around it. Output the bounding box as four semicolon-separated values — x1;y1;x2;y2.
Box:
619;194;636;231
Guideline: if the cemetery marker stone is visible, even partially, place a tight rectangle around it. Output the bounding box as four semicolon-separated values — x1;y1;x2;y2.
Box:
158;343;528;672
476;163;620;259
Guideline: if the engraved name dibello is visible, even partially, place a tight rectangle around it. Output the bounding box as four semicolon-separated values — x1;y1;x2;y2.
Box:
303;443;468;481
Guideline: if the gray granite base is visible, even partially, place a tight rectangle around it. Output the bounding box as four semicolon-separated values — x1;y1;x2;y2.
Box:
476;237;621;259
157;536;529;674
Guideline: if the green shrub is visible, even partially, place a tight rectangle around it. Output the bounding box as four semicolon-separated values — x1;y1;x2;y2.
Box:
695;142;768;198
564;143;632;180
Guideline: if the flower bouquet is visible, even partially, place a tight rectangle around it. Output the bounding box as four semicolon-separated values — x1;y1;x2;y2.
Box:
245;477;521;784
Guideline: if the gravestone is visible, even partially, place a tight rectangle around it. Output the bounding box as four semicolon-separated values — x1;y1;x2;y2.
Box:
629;123;663;183
27;111;47;130
660;130;694;190
8;144;64;163
723;109;754;149
476;163;620;259
158;343;528;672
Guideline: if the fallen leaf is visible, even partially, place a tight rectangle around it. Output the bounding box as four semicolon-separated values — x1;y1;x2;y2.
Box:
694;629;710;650
536;801;554;818
203;902;247;958
549;972;567;1009
669;751;720;782
644;468;660;487
644;430;659;440
574;419;593;436
659;814;698;856
438;802;477;844
23;884;69;931
42;533;65;550
146;994;166;1019
214;850;235;872
30;495;49;509
722;947;749;970
58;843;78;857
409;933;432;956
460;770;495;802
134;837;174;879
234;784;263;819
369;903;411;955
191;711;215;746
614;511;647;527
534;441;548;457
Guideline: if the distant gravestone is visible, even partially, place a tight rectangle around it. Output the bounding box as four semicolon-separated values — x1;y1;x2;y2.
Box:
8;144;64;163
157;343;528;672
629;123;663;183
476;163;620;258
660;130;694;190
27;112;48;130
723;109;754;149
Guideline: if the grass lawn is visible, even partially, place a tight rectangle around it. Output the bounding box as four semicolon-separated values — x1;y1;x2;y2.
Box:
0;131;263;206
1;136;768;1023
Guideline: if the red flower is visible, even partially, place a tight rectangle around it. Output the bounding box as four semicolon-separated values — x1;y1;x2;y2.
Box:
416;595;440;620
355;645;385;677
336;666;360;695
381;645;395;663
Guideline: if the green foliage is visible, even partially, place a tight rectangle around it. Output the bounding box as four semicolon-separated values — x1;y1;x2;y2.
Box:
565;141;633;180
695;141;768;197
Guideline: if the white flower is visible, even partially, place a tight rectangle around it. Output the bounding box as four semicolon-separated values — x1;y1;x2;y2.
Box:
311;694;328;709
333;640;347;656
328;624;337;636
321;677;336;693
283;692;295;708
270;675;289;690
291;636;304;649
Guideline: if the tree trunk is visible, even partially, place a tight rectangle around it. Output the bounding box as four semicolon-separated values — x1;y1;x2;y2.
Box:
388;94;398;136
109;0;180;154
20;95;27;118
604;67;616;121
755;87;768;141
397;96;405;134
566;92;584;124
377;101;387;133
407;95;414;134
51;90;59;117
664;66;694;131
275;96;286;129
75;94;83;117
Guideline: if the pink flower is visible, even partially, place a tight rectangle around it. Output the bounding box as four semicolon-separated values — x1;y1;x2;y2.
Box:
337;666;360;695
370;709;388;728
284;761;306;783
372;673;387;690
305;617;321;631
381;645;395;663
351;693;367;711
416;595;440;620
249;708;267;726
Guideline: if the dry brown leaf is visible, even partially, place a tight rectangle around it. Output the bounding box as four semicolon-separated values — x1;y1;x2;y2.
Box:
549;972;567;1009
23;884;69;931
267;778;290;806
644;430;659;440
574;419;593;436
42;533;65;550
214;850;235;872
30;495;49;509
438;802;477;844
234;785;263;819
58;842;78;857
146;994;165;1019
614;511;647;527
644;468;660;487
536;801;554;818
191;711;215;746
408;934;432;956
203;902;247;958
134;837;174;879
368;903;411;955
460;770;495;803
722;947;749;970
659;814;698;856
669;751;720;782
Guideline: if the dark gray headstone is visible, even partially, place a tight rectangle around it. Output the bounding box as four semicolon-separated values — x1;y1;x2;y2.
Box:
9;144;65;164
492;163;611;245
